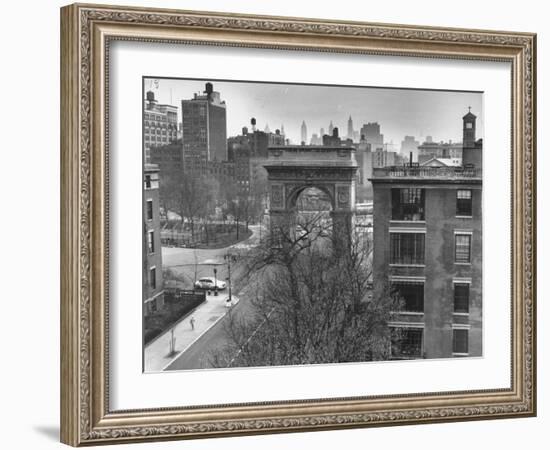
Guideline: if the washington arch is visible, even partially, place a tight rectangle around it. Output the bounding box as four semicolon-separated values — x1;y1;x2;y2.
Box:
263;146;358;248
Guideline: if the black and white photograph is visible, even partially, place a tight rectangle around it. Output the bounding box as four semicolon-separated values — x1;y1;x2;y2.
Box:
142;78;483;373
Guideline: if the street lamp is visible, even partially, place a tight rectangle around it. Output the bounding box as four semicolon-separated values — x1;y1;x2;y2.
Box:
224;252;236;305
213;268;218;296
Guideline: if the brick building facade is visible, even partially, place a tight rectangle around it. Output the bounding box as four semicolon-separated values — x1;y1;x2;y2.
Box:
370;111;482;359
143;164;165;315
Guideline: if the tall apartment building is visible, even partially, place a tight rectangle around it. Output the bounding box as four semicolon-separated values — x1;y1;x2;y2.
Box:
143;164;165;315
370;111;482;359
143;91;178;163
181;82;227;172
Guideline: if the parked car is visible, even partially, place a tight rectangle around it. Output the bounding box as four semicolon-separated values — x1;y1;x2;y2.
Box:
194;277;227;291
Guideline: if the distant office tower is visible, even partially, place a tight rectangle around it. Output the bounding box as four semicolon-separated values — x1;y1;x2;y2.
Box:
320;127;325;137
301;120;308;145
401;135;420;162
360;122;384;152
417;139;463;164
143;90;178;163
328;120;334;136
181;82;227;172
347;115;354;140
310;133;322;145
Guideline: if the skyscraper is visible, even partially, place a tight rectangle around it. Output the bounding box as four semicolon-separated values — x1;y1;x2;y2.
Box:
360;122;384;152
301;120;307;145
347;115;354;140
328;120;334;136
181;82;227;172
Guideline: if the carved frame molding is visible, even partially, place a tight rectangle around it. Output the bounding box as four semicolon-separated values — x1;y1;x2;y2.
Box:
60;3;536;446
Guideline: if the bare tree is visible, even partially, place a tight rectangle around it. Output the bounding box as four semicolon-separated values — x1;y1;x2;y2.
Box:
162;171;213;240
209;212;402;368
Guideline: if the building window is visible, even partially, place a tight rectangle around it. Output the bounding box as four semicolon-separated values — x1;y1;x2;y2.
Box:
456;189;472;216
146;200;153;221
390;233;425;265
455;234;472;263
150;267;156;290
391;188;425;221
453;329;469;354
147;230;155;253
391;328;423;359
145;175;151;189
454;283;470;313
392;282;424;312
466;122;473;129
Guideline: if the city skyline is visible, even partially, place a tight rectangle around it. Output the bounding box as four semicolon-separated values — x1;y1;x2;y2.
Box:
145;77;483;147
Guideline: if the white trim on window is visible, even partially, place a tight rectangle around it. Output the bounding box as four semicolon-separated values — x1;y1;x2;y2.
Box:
388;321;425;328
453;277;472;284
389;276;426;282
389;227;426;234
451;323;471;330
389;264;426;268
389;220;426;225
453;229;473;235
391;311;424;316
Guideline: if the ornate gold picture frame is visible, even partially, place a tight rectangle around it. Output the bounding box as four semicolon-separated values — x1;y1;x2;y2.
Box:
60;3;536;446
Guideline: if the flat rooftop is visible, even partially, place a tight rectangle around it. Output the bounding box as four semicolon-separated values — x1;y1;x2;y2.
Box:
370;166;482;182
264;146;358;168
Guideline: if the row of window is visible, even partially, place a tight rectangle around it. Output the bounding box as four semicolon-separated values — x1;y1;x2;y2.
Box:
390;231;472;265
145;127;177;135
391;281;470;313
145;136;173;142
144;113;176;122
391;188;473;221
391;327;469;358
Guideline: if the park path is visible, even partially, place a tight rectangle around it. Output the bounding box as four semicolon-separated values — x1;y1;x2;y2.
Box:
144;293;239;372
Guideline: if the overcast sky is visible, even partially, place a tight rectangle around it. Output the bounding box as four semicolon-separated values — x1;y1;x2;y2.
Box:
145;77;483;147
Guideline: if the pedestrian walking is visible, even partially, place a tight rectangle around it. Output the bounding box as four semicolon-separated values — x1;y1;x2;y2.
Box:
190;316;196;331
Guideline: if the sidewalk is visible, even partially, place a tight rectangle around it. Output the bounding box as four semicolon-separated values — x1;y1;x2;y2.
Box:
144;292;239;372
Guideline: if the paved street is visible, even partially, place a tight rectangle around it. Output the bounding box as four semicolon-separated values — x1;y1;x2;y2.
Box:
144;225;263;372
144;292;240;372
162;224;262;289
164;290;256;371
